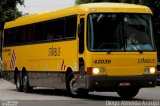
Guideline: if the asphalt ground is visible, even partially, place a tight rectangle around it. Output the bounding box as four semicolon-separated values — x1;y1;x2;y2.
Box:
0;78;160;106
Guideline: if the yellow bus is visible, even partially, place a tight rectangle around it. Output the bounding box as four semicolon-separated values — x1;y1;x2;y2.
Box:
2;3;157;99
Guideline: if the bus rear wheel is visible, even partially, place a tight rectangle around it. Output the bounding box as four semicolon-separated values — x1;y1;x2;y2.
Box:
23;73;33;93
117;88;139;99
16;72;23;92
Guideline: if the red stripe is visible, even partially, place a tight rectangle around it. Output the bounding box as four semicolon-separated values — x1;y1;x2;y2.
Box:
63;65;66;70
62;64;65;70
61;60;64;70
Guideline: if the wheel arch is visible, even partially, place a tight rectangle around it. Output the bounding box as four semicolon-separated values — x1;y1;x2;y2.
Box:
65;67;74;83
22;67;27;78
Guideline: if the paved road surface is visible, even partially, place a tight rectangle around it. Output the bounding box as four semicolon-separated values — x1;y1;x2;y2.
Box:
0;78;160;106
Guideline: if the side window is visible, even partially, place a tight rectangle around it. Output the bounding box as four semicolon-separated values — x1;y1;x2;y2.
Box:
65;16;77;39
34;22;44;41
19;24;34;43
44;21;54;41
4;28;18;45
3;15;78;46
54;19;65;40
20;26;27;43
14;27;20;44
79;18;84;54
4;29;11;46
26;25;34;43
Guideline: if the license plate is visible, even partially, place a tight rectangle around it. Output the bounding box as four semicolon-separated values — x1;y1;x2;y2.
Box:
119;82;131;87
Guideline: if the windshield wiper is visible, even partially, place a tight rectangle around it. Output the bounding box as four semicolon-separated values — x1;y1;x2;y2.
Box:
107;49;112;54
127;39;143;54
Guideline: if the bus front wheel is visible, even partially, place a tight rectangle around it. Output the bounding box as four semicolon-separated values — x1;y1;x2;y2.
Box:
67;75;79;97
117;88;139;99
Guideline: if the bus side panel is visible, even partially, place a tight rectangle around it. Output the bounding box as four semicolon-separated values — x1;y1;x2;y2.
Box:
2;39;78;89
27;40;78;89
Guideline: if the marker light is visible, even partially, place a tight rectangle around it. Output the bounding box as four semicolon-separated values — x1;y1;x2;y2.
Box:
100;68;105;74
144;67;149;74
150;67;156;74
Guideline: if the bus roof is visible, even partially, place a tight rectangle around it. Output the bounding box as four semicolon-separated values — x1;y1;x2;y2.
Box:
4;3;152;29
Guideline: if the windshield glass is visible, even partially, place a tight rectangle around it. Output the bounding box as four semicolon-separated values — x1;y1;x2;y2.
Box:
87;13;155;52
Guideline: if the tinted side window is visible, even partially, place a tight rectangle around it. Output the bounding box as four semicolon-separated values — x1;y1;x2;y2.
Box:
19;25;34;43
14;27;20;44
54;19;65;40
79;18;84;54
4;15;78;46
19;26;27;43
4;28;18;46
4;29;11;46
26;25;34;43
34;22;44;41
44;21;54;41
65;16;77;39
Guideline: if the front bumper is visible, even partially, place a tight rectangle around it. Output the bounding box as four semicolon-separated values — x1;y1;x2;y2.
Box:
85;75;156;91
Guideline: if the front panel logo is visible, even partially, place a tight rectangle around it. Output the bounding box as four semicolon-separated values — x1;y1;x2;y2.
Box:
138;58;156;63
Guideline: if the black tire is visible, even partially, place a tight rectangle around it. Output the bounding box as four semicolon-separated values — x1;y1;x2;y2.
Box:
23;73;33;93
66;75;79;97
117;88;139;99
16;72;23;92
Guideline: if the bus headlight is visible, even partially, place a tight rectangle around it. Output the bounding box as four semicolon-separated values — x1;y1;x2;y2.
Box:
93;68;100;75
144;67;156;74
93;68;105;75
149;67;156;74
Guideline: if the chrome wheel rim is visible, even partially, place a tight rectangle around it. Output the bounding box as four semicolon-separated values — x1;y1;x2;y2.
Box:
69;78;78;95
16;75;20;88
23;76;27;89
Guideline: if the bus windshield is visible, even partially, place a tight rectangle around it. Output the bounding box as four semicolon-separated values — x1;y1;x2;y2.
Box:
87;13;155;52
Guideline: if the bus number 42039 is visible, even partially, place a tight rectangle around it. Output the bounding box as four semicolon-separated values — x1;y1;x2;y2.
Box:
93;59;111;64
